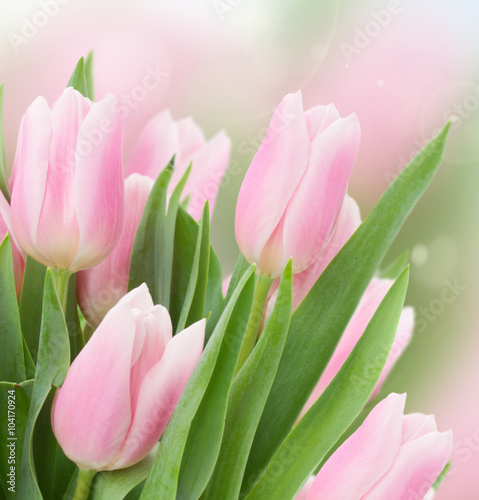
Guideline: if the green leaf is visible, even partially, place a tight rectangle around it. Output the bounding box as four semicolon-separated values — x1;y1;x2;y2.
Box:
243;123;450;492
224;253;250;305
0;235;26;382
245;268;409;499
85;51;95;101
204;243;224;342
175;204;210;333
19;257;47;363
170;207;223;339
18;270;70;500
0;380;33;499
379;250;410;279
66;57;89;98
432;462;451;491
65;274;84;361
33;391;75;500
140;264;255;500
129;161;185;308
0;84;10;203
176;268;255;498
89;446;158;500
204;261;293;500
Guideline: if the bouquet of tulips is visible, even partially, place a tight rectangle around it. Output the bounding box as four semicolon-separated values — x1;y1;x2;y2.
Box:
0;56;453;500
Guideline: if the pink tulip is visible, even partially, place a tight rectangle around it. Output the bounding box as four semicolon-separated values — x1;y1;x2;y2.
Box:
77;174;153;327
235;91;360;278
126;111;231;220
0;191;24;293
52;284;205;471
10;87;124;273
301;393;452;500
299;278;414;420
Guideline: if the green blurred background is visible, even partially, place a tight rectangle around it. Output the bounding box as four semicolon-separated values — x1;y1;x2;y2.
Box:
1;0;478;497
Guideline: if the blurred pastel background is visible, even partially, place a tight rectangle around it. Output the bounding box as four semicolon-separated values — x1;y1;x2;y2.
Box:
1;0;478;497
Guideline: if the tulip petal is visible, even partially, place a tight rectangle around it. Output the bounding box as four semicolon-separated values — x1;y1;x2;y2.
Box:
364;430;453;500
119;282;155;311
52;300;136;470
278;113;360;275
235;91;311;269
402;414;438;443
175;116;205;164
307;394;406;500
126;110;179;178
185;130;231;219
35;88;91;269
304;104;341;139
10;97;52;265
112;319;205;469
291;194;361;310
70;93;124;272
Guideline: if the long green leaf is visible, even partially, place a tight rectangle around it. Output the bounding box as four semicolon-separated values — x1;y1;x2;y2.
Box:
66;57;89;98
242;124;450;491
0;235;26;382
140;264;255;499
128;163;173;306
246;268;409;499
0;380;33;499
33;391;75;500
204;261;293;500
175;204;210;333
176;268;255;498
0;84;10;202
85;51;95;101
19;257;46;363
204;242;224;342
18;270;70;499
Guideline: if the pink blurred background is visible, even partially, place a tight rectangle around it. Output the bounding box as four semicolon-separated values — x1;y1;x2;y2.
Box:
1;0;478;497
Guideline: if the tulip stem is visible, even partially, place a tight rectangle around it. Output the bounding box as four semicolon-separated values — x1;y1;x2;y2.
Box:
72;469;96;500
235;273;273;375
52;268;72;314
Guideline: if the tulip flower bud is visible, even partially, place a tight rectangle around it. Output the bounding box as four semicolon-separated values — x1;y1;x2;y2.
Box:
300;393;452;500
77;174;153;327
299;278;414;420
0;191;24;293
126;111;231;220
52;284;205;471
235;91;360;278
10;87;124;272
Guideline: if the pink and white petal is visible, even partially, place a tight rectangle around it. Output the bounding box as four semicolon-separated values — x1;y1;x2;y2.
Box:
112;319;205;469
118;283;155;312
36;88;91;269
304;104;340;140
126;111;179;179
185;130;231;220
364;431;453;500
307;394;406;500
52;300;137;470
402;414;438;444
175;116;205;163
290;194;361;310
235;91;311;266
10;97;51;265
279;113;360;274
373;307;414;397
71;93;124;272
129;305;173;408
